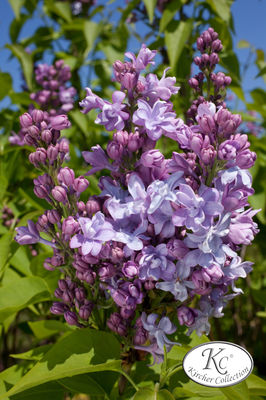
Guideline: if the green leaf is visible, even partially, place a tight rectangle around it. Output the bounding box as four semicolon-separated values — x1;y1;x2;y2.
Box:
1;329;122;399
8;0;25;19
0;231;14;280
0;276;51;321
9;91;32;107
248;192;265;224
11;345;53;361
133;387;175;399
69;109;89;136
246;374;266;396
84;20;100;57
28;320;72;340
237;40;250;49
220;381;249;400
0;72;12;100
9;382;65;400
165;20;193;71
143;0;157;23
206;0;232;22
256;311;266;318
6;44;33;91
159;0;182;32
9;246;31;277
58;374;107;397
44;0;72;22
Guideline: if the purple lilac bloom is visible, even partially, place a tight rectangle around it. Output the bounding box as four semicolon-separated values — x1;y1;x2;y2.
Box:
70;212;114;256
125;44;157;73
173;184;223;231
15;220;57;247
139;244;176;281
82;145;118;175
141;312;179;350
95;91;129;131
133;99;177;140
80;87;105;113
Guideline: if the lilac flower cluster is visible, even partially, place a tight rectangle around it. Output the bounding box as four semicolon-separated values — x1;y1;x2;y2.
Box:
10;60;75;146
15;29;259;364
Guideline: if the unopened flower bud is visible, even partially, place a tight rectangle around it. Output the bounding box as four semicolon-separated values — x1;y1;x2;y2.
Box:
52;186;67;203
20;113;33;128
86;199;101;216
73;176;89;193
58;167;75;186
62;216;79;236
47;144;59;162
32;109;44;123
41;129;52;144
50;115;70;130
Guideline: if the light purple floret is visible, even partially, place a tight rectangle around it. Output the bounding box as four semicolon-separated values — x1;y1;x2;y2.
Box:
139;244;176;281
70;212;114;256
141;312;179;350
15;220;57;248
133;99;177;141
95;91;129;131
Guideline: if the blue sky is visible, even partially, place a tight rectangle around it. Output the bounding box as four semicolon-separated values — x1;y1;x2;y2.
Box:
0;0;265;107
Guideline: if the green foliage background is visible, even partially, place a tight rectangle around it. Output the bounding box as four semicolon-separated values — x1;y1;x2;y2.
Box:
0;0;265;399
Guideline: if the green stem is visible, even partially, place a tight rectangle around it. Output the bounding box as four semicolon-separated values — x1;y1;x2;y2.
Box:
160;364;183;388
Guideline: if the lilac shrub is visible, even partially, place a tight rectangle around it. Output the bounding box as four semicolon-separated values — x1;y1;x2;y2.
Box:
10;60;76;146
15;28;259;364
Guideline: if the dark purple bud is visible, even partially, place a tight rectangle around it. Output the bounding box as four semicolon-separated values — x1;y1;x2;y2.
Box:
25;135;36;146
188;78;199;90
128;132;142;152
77;201;86;213
73;176;89;193
47;209;61;224
83;269;96;285
49;80;59;90
141;149;164;168
50;302;67;315
134;328;148;345
224;76;232;86
32;109;44;123
202;30;212;45
201;53;209;65
200;145;216;165
64;311;79;326
75;287;86;302
113;130;129;145
111;247;124;263
34;184;49;199
212;39;223;52
35;147;47;164
28;125;40;138
107;141;123;160
209;53;219;66
196;38;204;52
122;261;138;278
58;167;75;186
79;303;93;320
86;199;101;216
54;288;63;298
37;213;49;231
177;306;196;327
144;280;155;290
194;56;201;65
50;115;70;130
120;308;135;319
191;270;210;295
47;144;59;162
58;138;69;153
62;216;79;236
20;113;33;128
62;289;74;303
58;279;68;291
52;186;67;203
98;263;116;280
41;129;53;144
201;264;224;283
